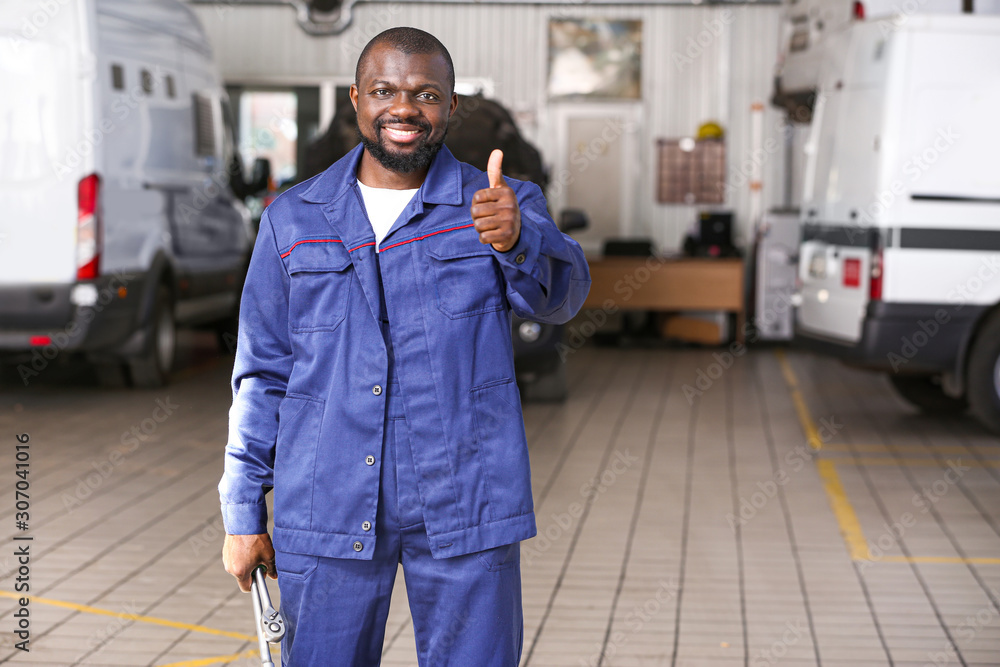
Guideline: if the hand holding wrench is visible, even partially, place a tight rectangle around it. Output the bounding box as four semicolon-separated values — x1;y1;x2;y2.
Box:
250;564;286;667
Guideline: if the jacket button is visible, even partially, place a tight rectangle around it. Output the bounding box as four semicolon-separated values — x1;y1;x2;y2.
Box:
362;521;372;531
353;541;364;552
372;385;383;396
515;252;526;265
365;455;375;466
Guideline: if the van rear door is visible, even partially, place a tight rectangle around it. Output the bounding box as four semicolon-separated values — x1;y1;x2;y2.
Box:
796;24;889;344
0;4;89;287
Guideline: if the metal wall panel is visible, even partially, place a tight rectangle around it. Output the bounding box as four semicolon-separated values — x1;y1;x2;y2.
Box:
188;2;782;251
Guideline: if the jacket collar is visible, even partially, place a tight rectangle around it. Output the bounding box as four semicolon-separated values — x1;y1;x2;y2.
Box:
298;143;465;207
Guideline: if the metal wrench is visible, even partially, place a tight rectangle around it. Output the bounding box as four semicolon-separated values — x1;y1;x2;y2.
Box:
250;564;286;667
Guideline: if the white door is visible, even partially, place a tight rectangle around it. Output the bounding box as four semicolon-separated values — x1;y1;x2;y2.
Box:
550;105;640;255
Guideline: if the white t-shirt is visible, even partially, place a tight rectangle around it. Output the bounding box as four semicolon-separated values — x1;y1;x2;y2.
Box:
357;180;419;251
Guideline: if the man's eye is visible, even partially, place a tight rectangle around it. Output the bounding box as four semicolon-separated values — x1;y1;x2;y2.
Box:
373;89;391;96
418;93;439;101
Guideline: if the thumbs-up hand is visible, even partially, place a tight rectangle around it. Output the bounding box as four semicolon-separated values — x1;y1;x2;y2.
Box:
471;149;521;253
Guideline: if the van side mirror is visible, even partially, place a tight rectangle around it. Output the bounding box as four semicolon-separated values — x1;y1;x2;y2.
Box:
558;208;589;234
248;158;272;195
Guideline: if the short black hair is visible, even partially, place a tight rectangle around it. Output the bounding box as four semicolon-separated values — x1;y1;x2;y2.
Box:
355;27;455;93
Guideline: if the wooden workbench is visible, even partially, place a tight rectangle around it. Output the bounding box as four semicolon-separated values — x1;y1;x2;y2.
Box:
583;256;745;342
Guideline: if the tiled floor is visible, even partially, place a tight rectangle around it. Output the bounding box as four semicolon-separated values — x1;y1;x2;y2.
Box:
0;340;997;666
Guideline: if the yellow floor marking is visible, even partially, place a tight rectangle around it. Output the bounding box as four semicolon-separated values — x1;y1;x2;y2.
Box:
158;649;259;667
0;590;254;642
880;555;1000;565
815;460;872;560
774;350;823;450
774;350;1000;566
776;349;799;388
824;443;978;455
831;457;999;468
775;351;868;559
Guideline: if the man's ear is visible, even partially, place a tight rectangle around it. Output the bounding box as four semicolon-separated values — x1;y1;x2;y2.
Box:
349;84;359;112
449;93;458;118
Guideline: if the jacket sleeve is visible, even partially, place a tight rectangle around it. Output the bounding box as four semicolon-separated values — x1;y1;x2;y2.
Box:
491;180;591;324
218;209;292;535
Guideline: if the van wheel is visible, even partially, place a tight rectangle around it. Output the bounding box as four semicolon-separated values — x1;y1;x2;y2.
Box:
129;286;176;388
967;312;1000;434
888;374;968;415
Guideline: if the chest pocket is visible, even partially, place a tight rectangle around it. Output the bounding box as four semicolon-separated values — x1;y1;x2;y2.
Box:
424;229;505;319
284;240;354;333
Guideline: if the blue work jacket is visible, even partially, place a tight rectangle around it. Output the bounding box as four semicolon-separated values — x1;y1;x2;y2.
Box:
220;144;591;561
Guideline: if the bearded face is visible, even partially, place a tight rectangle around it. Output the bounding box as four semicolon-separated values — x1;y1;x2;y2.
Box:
351;45;456;177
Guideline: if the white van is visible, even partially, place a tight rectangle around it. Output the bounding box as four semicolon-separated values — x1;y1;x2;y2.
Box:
773;0;1000;119
787;15;1000;432
0;0;264;387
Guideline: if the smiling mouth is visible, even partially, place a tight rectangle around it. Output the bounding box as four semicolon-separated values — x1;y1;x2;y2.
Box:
378;122;428;145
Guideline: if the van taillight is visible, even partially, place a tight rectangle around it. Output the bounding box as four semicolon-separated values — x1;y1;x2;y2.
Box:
77;174;100;280
853;1;865;18
869;249;883;301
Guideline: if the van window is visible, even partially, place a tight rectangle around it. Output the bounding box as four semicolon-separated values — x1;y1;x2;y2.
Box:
111;64;124;91
141;69;153;94
193;93;216;156
165;75;176;99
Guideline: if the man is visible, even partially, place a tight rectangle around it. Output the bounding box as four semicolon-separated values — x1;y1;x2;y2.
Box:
220;27;590;665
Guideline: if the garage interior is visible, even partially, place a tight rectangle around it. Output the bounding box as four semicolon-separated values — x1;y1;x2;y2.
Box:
2;0;999;665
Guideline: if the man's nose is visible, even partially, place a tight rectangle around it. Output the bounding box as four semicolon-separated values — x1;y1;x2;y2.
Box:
387;93;420;119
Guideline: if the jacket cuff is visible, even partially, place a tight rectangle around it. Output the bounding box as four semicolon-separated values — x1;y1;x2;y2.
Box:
221;502;269;535
491;217;541;275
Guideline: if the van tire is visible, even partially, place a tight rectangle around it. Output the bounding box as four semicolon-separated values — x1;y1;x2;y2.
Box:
888;374;968;415
129;286;176;388
967;312;1000;434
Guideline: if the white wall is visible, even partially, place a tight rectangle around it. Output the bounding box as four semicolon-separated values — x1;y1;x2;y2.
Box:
189;1;785;252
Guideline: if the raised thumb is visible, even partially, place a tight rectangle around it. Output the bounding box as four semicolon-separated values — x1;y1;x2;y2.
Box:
487;149;504;188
